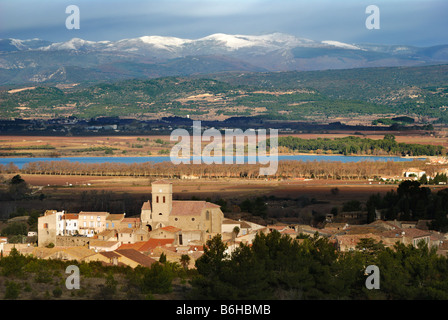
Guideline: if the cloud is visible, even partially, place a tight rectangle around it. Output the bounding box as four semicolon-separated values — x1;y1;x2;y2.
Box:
0;0;446;46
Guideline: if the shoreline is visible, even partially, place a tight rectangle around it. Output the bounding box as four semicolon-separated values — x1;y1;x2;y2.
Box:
0;153;431;159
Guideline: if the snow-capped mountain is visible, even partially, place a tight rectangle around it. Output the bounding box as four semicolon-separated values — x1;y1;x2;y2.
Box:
0;33;325;54
0;33;447;85
25;33;318;56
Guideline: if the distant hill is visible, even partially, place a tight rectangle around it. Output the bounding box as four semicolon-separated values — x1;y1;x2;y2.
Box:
1;64;447;124
1;33;448;86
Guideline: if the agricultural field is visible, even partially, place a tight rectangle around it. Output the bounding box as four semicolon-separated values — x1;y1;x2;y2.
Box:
0;131;447;158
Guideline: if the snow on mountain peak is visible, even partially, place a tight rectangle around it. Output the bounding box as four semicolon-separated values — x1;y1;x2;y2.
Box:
40;38;99;51
321;40;361;50
138;35;193;51
20;33;369;54
197;33;310;50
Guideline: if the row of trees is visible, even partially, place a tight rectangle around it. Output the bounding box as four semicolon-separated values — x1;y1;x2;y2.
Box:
366;180;448;231
276;135;444;156
191;232;448;300
1;159;437;180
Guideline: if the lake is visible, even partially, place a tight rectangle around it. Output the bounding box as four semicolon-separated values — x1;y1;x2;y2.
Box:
0;154;424;169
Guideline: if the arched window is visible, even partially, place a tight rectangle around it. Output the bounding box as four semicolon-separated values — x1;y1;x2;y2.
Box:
163;196;166;203
156;196;159;203
206;210;210;220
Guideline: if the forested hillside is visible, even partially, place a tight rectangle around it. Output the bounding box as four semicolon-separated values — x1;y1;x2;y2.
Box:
1;64;447;123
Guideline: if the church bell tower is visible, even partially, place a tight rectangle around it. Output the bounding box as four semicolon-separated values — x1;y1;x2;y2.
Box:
151;180;172;228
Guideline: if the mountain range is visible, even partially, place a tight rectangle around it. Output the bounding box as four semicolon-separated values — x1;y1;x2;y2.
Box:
1;33;448;86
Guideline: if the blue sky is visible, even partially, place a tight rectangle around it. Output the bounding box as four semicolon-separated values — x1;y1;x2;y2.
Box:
1;0;447;46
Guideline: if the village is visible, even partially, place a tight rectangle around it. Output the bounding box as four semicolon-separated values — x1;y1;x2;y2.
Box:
0;176;447;271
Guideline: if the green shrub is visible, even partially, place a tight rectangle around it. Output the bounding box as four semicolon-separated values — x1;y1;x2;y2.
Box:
4;281;20;300
52;287;63;298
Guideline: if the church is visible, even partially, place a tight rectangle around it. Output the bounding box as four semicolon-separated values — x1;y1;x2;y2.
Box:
141;180;224;245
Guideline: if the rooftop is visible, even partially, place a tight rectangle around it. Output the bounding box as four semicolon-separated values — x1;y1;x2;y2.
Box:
115;249;157;268
79;211;109;216
62;213;78;220
171;200;219;216
107;214;125;221
160;226;182;233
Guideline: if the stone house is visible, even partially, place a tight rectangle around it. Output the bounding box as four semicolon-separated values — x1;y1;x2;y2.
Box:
78;211;109;237
117;227;150;245
106;214;125;230
59;213;79;236
38;210;63;247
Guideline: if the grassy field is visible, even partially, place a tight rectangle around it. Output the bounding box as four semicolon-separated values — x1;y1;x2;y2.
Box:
1;132;447;158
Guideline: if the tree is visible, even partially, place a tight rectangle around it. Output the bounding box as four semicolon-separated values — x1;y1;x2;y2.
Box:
180;254;191;270
419;173;428;185
139;263;174;294
4;281;20;300
8;174;31;200
96;273;118;299
0;247;27;277
232;226;240;245
342;200;362;212
195;234;228;277
1;222;28;237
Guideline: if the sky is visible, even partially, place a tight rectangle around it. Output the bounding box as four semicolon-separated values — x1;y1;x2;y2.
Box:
0;0;447;47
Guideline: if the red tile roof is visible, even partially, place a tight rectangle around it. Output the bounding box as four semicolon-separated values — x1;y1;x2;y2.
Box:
171;201;219;216
189;245;204;251
62;214;78;220
118;239;175;252
115;249;157;268
99;251;121;259
117;242;146;251
161;226;182;233
401;228;431;238
336;233;382;245
79;211;109;216
139;239;175;251
142;201;151;210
